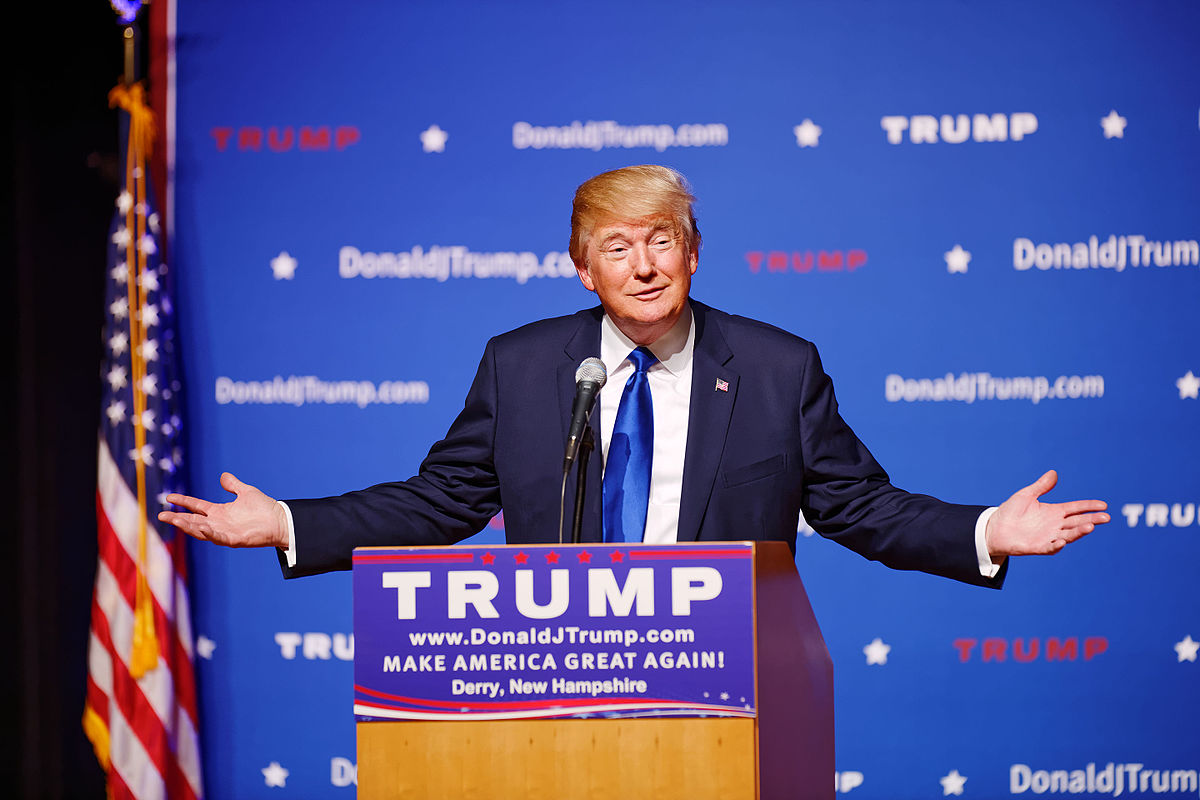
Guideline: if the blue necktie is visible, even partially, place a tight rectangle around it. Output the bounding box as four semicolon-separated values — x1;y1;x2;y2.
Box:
603;347;657;542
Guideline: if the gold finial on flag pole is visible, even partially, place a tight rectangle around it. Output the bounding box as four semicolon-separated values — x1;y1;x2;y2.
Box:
123;26;135;86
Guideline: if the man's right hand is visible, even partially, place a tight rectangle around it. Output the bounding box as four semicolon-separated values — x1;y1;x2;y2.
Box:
158;472;289;550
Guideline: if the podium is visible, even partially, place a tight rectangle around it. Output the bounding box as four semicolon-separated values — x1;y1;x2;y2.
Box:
352;541;832;799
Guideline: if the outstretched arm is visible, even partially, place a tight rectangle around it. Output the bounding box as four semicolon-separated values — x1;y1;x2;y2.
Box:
986;470;1109;558
158;472;289;550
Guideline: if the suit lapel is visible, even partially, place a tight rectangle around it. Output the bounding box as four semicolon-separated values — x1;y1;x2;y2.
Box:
677;303;737;543
557;307;605;543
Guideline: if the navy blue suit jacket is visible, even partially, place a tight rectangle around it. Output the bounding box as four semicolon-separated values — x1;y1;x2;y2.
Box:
283;301;1004;588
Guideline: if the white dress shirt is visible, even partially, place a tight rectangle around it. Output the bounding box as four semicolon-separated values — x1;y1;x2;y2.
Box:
597;305;694;545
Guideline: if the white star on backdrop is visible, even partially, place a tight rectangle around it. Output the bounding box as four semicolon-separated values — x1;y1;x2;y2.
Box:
139;339;159;362
940;769;968;796
271;251;298;280
110;298;128;321
116;190;133;214
106;401;126;426
140;374;158;396
262;761;289;787
863;637;891;665
111;263;128;282
945;245;971;274
138;270;159;292
1177;371;1200;400
112;226;131;247
140;304;160;328
137;234;155;257
140;409;156;430
1101;110;1127;139
793;119;822;147
1176;635;1199;663
196;635;217;660
421;124;449;153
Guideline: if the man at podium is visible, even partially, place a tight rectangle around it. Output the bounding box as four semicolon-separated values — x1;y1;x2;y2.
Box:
159;165;1109;584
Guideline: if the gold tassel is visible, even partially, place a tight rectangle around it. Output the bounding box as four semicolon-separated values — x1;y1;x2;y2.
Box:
82;705;111;771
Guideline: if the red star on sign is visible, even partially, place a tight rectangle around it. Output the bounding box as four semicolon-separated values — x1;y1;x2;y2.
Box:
609;551;625;562
514;552;529;565
576;551;592;564
545;551;560;564
481;552;495;565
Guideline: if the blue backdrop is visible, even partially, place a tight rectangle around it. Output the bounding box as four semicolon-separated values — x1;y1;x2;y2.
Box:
173;1;1199;796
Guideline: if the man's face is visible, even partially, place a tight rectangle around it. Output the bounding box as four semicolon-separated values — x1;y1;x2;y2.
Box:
576;217;698;345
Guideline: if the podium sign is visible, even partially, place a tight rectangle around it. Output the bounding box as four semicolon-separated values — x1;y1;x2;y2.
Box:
352;543;758;721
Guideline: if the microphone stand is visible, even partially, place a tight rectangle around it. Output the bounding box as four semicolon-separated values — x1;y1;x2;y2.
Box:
569;426;594;544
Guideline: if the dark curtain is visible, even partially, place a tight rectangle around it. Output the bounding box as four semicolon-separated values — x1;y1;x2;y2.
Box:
6;4;126;797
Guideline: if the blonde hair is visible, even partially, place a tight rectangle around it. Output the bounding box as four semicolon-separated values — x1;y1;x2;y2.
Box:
569;165;701;266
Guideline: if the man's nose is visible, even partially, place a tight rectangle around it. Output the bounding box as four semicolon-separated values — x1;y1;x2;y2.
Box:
630;244;656;277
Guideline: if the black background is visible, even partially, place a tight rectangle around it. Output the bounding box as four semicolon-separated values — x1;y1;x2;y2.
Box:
7;3;130;796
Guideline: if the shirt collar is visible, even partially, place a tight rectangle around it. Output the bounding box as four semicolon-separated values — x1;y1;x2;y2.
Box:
600;303;694;378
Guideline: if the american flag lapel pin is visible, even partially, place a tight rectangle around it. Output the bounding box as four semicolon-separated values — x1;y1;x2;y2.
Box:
715;378;729;392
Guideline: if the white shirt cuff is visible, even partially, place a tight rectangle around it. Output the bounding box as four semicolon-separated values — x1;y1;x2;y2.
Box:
278;500;297;568
975;506;1002;578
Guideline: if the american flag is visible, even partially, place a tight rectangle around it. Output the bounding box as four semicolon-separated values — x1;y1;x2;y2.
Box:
84;82;204;800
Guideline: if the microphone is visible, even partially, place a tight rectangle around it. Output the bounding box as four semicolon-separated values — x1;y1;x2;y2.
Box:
563;357;607;472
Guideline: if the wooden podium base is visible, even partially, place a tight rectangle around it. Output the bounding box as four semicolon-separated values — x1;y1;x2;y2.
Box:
358;718;758;800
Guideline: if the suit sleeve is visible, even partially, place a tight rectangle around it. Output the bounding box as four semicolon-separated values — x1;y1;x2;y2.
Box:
277;341;504;578
797;342;1006;589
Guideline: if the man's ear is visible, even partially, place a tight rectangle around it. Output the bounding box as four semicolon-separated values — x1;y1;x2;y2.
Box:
575;259;596;292
688;247;698;276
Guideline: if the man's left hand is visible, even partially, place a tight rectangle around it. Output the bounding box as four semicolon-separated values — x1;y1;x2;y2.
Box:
986;469;1109;557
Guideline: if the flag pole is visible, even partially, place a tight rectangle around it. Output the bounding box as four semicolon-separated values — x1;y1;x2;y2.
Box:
108;0;163;685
